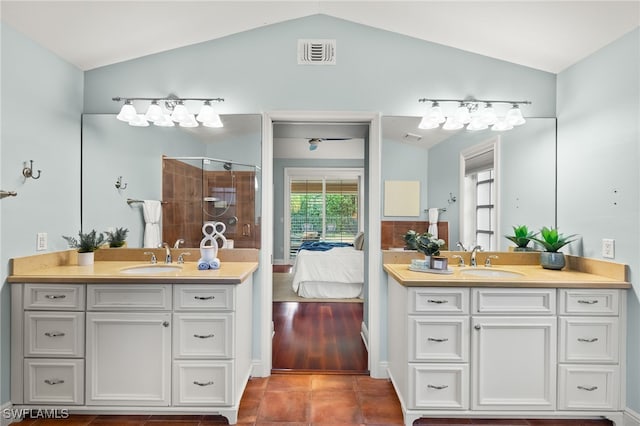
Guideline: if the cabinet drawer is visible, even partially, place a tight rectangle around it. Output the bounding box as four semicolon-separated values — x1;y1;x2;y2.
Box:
24;359;84;405
410;316;469;362
24;284;85;311
174;286;234;311
25;312;84;357
559;290;619;316
173;313;234;359
410;364;469;410
472;288;556;315
172;361;232;406
410;288;469;315
559;317;619;363
87;284;172;310
558;365;619;410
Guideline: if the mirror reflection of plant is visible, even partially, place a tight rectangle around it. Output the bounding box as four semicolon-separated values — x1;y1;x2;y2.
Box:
404;230;445;256
530;226;576;252
62;230;105;253
505;225;538;248
105;227;129;248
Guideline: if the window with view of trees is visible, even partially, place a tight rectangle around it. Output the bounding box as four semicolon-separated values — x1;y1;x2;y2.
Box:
285;169;363;260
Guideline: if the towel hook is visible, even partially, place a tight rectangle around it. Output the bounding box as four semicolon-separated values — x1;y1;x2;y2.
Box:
22;160;41;180
115;176;127;190
448;192;457;204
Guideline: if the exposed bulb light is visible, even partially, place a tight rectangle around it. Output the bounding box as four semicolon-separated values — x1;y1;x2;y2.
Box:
416;97;531;132
112;96;225;129
116;100;137;122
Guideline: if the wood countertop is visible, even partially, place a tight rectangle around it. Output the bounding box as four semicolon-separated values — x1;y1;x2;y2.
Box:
383;263;631;289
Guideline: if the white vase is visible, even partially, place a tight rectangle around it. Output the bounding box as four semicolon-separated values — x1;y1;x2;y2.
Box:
77;252;94;266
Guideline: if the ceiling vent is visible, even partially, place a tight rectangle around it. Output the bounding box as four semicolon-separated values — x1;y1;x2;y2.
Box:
297;39;336;65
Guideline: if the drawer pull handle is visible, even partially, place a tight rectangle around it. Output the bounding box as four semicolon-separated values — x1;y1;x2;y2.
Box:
45;294;66;300
427;299;448;304
427;337;449;343
427;384;448;390
194;334;215;339
474;324;481;330
193;380;214;387
44;332;65;338
44;379;64;385
162;321;170;327
577;299;598;304
577;385;598;392
194;296;215;300
578;337;599;343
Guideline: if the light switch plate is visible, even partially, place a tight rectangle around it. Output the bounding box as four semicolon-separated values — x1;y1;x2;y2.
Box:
602;238;615;259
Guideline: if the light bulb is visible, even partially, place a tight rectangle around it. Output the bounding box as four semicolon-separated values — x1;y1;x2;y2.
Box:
145;101;164;122
442;116;463;130
196;101;217;122
116;101;137;122
170;101;189;123
128;114;149;127
506;104;526;126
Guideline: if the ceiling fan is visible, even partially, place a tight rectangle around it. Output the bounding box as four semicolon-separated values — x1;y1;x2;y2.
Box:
307;137;352;151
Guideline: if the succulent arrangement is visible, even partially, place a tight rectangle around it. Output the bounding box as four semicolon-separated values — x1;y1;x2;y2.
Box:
505;225;538;250
531;226;576;253
62;230;106;253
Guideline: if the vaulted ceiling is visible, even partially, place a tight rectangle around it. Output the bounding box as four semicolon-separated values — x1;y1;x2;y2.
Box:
2;1;638;73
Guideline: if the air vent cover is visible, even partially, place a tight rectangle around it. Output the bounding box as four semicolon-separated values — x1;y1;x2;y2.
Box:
298;39;336;65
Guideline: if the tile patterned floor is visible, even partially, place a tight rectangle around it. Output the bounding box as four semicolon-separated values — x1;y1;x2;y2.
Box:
12;374;613;426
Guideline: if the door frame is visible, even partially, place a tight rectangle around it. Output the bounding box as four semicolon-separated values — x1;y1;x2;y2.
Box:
259;111;384;378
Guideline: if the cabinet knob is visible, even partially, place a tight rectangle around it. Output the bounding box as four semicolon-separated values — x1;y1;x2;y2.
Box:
474;324;481;330
162;321;170;327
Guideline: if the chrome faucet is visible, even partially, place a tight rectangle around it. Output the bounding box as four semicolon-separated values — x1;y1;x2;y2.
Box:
456;241;467;251
162;242;172;264
143;251;157;264
174;238;185;248
470;245;482;267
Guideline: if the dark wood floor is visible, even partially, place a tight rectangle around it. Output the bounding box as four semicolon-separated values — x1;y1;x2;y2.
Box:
272;301;368;373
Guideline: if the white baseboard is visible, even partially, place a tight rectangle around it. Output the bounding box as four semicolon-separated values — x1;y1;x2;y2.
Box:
625;407;640;426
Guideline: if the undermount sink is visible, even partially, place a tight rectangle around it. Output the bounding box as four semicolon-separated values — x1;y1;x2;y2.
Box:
459;268;524;279
119;264;183;274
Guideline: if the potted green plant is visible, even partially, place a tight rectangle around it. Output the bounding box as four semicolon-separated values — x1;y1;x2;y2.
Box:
105;227;129;248
62;230;105;266
530;226;576;270
404;230;445;258
505;225;538;251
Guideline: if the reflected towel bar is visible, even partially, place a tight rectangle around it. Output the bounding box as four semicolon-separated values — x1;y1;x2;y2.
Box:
0;190;18;199
425;207;446;213
127;198;167;205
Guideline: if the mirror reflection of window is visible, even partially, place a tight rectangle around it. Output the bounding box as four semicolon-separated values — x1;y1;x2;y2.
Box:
461;139;498;251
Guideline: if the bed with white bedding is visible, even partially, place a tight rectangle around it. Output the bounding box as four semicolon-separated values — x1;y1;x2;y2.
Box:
291;246;364;299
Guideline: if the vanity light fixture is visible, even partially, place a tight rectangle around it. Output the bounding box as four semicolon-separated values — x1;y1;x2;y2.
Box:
112;96;224;128
418;98;531;131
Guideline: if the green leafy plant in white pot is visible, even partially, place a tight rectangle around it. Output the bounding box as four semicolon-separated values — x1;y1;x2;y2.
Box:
504;225;538;251
530;226;576;270
105;227;129;248
62;230;105;266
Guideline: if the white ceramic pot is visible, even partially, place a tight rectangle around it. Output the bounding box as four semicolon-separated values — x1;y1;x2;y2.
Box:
77;251;94;266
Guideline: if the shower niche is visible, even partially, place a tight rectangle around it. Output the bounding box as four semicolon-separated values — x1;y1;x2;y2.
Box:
162;156;261;249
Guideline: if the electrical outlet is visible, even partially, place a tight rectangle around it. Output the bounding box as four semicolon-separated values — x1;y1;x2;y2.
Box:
602;238;615;259
36;232;47;251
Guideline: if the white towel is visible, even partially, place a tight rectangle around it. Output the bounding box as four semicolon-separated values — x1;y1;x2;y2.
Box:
427;207;439;238
142;200;162;248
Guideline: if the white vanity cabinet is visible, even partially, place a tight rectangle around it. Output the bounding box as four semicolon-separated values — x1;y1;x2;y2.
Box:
12;277;253;425
387;277;626;426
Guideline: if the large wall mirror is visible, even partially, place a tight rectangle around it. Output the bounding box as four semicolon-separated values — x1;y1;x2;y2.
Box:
382;117;556;251
81;114;262;248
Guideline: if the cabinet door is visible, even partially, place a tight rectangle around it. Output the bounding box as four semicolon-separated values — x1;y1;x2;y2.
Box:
86;312;171;406
471;316;557;410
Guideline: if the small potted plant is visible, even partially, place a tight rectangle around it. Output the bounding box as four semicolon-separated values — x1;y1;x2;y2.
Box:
62;230;105;266
404;230;445;260
105;227;129;248
530;226;576;270
505;225;538;251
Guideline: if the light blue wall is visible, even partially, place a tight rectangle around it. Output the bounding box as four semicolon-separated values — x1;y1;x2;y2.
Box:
557;28;640;411
0;23;83;404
